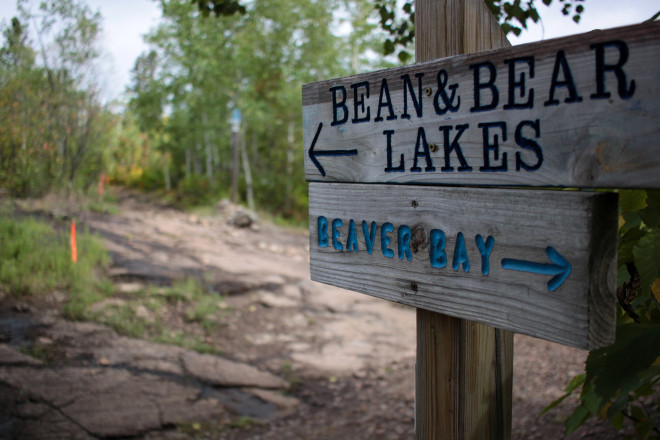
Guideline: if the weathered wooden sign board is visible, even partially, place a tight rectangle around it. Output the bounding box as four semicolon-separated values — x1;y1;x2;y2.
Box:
301;22;660;352
309;183;617;349
303;21;660;188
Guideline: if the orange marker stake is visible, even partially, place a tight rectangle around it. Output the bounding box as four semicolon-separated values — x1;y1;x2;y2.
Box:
98;173;105;196
71;220;77;264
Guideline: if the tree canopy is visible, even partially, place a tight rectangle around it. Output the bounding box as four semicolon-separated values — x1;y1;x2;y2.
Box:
190;0;586;62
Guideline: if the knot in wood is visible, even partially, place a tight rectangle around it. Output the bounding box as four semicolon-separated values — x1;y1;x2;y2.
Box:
410;224;429;253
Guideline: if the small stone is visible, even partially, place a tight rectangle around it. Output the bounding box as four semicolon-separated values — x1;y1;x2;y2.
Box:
14;302;32;313
37;336;53;345
116;283;143;293
135;305;153;321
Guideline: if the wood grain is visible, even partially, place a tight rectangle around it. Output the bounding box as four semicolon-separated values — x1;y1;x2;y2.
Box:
303;21;660;188
308;182;618;350
416;314;514;440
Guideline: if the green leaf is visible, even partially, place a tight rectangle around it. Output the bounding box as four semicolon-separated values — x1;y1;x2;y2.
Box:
634;377;656;397
631;404;653;439
639;190;660;228
621;211;643;231
610;405;626;429
565;404;590;434
633;229;660;297
587;323;660;402
397;50;411;63
619;227;646;267
617;265;631;285
541;374;585;414
565;373;587;393
541;373;586;415
383;39;394;55
528;9;540;22
620;190;647;216
580;381;603;415
607;394;632;423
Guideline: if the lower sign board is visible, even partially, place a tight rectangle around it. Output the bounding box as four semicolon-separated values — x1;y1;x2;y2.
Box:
309;183;618;349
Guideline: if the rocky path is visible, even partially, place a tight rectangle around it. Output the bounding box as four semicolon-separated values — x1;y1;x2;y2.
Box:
0;191;631;439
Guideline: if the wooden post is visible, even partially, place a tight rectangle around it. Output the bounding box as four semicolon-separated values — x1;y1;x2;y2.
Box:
302;2;653;437
414;1;513;439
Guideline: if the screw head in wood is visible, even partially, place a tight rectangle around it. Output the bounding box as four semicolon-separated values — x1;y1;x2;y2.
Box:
411;281;418;292
424;87;432;96
429;143;439;152
411;200;418;208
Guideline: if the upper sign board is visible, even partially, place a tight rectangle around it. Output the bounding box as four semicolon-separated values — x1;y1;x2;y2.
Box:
302;22;660;188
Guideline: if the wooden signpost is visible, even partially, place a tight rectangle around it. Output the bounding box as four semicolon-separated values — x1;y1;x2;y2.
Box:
302;1;659;439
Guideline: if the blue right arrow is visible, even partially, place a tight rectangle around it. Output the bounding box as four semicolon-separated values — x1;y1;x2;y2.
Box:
501;246;571;292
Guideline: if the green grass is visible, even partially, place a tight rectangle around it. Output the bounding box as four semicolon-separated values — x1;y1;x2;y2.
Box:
186;295;219;327
161;277;201;303
92;303;150;338
82;185;120;214
155;330;222;355
0;217;109;306
92;277;226;354
228;416;260;429
84;200;120;215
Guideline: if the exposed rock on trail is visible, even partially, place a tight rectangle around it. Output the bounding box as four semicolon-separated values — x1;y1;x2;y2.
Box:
0;311;294;439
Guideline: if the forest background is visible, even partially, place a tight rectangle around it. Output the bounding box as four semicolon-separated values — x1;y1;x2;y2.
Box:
1;0;660;437
0;0;653;222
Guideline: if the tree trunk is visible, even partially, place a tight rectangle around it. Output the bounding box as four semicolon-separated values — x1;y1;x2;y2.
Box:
185;148;191;179
240;127;254;211
203;113;213;181
231;130;239;203
285;122;295;214
164;164;171;191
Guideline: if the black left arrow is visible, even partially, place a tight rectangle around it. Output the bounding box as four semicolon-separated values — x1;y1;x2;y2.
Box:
308;122;358;177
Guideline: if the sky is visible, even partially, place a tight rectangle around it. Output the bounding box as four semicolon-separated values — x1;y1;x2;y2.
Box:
0;0;657;102
0;0;162;102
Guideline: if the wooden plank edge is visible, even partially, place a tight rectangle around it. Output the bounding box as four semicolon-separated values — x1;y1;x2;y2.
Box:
302;20;660;105
587;191;619;349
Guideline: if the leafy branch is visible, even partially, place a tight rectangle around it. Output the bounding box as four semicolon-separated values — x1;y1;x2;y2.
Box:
544;190;660;439
190;1;585;64
189;0;245;17
374;0;585;62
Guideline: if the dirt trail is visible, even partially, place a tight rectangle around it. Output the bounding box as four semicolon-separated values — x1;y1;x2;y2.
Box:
0;190;630;439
